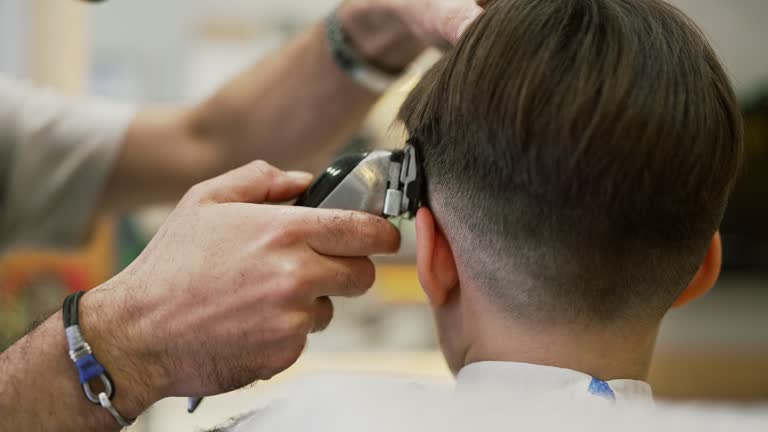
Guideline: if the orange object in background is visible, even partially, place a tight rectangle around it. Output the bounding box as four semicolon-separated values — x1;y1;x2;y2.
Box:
0;218;115;348
374;264;425;304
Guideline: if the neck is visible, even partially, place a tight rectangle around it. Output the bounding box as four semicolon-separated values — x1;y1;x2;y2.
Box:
460;302;659;381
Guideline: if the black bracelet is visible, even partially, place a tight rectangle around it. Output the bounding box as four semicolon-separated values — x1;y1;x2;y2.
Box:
325;7;400;93
63;291;134;428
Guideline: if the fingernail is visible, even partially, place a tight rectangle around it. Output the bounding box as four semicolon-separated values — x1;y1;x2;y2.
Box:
287;171;314;182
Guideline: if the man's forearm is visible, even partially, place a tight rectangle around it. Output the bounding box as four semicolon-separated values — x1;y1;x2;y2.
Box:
0;288;155;432
188;23;382;173
102;23;382;211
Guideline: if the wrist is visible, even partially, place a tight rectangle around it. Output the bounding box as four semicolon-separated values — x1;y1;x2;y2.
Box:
78;284;163;419
336;1;425;73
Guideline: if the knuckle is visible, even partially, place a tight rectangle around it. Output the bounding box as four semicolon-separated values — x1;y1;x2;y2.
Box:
183;182;210;203
279;257;303;278
250;160;277;179
281;257;316;292
251;159;272;170
274;268;307;299
265;220;303;248
280;312;312;336
280;223;303;243
288;273;314;296
273;263;321;302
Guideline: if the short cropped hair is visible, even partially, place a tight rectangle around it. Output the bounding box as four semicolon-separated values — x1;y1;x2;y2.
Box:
399;0;743;324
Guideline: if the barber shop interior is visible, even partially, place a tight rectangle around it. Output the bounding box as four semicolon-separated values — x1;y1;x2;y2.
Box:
0;0;766;431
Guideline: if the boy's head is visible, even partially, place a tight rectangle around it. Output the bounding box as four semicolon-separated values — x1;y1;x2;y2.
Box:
399;0;742;374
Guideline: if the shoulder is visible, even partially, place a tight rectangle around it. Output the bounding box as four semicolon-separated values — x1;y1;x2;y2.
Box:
224;372;451;432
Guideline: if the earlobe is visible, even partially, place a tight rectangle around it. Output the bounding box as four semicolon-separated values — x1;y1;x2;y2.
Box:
672;231;722;308
415;208;459;306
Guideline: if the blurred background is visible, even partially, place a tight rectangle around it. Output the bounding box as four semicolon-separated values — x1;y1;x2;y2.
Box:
0;0;766;430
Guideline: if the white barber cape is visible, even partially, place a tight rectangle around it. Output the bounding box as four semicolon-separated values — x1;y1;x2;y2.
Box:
456;361;653;403
224;362;655;432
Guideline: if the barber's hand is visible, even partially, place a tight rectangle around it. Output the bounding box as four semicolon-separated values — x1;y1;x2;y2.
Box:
338;0;484;71
80;161;400;415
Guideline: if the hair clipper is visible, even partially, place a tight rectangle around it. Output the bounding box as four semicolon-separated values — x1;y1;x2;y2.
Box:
294;142;423;218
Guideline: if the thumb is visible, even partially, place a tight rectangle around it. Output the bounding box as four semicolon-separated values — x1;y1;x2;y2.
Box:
192;160;313;204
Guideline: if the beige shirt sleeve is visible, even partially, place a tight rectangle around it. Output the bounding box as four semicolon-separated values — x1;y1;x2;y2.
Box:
0;75;136;251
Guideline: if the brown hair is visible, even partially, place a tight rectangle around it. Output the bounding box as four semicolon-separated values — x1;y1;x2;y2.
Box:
399;0;743;324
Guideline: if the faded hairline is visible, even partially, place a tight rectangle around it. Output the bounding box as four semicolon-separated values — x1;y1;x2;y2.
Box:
398;0;742;324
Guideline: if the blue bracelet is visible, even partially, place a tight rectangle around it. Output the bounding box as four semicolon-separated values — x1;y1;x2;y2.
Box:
63;291;134;428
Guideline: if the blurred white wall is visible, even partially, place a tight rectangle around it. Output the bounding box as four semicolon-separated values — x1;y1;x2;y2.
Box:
0;0;26;77
88;0;337;101
670;0;768;94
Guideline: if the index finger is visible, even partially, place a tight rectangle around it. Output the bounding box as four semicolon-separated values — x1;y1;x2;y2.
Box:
300;209;401;257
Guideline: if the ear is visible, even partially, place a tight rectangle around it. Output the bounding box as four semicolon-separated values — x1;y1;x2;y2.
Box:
415;208;460;306
672;231;722;308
